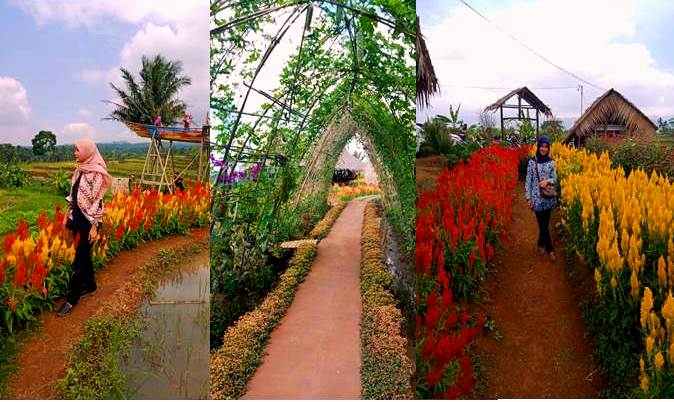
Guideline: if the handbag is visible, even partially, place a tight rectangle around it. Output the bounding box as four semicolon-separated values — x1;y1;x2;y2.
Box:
534;159;557;199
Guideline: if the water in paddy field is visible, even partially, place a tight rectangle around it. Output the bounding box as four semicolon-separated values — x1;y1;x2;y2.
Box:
122;252;210;399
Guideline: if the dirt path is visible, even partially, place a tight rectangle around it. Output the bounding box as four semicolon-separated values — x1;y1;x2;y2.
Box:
244;200;365;399
7;228;207;399
473;192;604;398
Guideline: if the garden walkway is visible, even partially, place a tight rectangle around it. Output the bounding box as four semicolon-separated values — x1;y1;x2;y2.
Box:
473;192;603;397
244;200;365;399
7;228;207;399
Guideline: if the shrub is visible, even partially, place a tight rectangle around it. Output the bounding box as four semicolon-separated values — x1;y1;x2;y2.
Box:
0;163;27;188
51;170;71;196
209;243;317;399
360;202;413;399
585;135;674;178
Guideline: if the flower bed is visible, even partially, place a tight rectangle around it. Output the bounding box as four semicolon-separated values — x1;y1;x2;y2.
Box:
360;201;412;399
330;182;380;203
553;143;674;397
209;242;317;399
0;183;210;333
415;144;526;398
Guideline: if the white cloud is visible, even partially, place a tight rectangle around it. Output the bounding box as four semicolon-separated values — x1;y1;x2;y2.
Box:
12;0;204;27
115;20;209;123
419;0;674;125
0;77;31;126
77;107;93;118
61;122;95;143
61;4;211;126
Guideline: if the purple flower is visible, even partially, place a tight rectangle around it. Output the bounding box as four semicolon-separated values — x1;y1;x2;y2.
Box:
249;162;262;179
216;161;264;185
210;154;225;168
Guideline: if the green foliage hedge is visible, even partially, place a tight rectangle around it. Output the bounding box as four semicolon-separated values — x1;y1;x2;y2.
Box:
209;243;317;399
585;135;674;178
360;202;413;399
0;163;28;189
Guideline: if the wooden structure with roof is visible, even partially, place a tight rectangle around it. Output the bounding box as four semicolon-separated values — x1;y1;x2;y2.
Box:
484;87;553;137
563;88;657;147
333;149;364;184
125;122;210;192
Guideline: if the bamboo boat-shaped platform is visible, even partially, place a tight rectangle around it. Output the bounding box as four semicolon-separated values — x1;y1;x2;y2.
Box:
125;121;207;144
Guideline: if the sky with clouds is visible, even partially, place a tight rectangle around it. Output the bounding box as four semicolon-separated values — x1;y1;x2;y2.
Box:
417;0;674;127
0;0;208;145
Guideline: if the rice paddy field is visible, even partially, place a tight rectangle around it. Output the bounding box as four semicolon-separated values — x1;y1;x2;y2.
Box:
23;155;197;179
0;155;201;236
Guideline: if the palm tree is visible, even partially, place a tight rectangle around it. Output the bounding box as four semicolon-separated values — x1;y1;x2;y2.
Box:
106;54;192;125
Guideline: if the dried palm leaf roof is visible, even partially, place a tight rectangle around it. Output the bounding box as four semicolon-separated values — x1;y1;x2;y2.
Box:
484;86;553;117
564;88;657;143
416;16;439;108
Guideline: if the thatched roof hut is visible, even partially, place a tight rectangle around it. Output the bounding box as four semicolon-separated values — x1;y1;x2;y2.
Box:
484;87;553;117
484;87;553;137
564;88;657;146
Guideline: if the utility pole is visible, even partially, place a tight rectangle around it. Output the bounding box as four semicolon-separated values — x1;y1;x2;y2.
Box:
577;84;584;115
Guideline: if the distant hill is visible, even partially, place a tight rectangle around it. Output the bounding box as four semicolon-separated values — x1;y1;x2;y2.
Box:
0;141;200;163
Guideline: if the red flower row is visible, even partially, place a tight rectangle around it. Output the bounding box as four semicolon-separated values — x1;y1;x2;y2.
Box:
416;144;527;398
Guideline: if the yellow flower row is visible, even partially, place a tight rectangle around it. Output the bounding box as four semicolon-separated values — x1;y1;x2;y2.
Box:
551;143;674;390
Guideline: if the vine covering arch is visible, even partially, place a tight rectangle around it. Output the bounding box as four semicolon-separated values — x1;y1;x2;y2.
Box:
209;0;415;344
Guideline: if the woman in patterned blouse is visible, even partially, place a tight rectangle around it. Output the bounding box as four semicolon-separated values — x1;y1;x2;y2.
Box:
57;138;112;317
525;136;558;260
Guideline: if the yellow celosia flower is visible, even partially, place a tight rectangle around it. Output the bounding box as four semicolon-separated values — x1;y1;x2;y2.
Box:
658;256;668;288
646;335;655;354
640;372;649;391
663;292;674;322
655;352;664;370
641;287;654;329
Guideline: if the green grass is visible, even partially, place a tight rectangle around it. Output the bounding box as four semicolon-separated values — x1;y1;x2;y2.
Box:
0;181;66;236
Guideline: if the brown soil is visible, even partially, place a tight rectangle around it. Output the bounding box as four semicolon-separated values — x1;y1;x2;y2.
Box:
473;193;604;398
7;228;207;399
244;200;365;399
415;155;447;193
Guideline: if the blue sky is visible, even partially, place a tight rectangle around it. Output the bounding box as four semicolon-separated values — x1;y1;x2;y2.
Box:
0;0;208;145
417;0;674;126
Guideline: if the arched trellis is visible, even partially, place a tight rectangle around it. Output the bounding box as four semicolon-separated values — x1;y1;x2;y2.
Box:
209;0;416;347
210;0;415;282
293;108;400;214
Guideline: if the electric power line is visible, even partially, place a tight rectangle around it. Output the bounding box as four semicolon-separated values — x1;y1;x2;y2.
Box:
442;85;578;90
457;0;605;92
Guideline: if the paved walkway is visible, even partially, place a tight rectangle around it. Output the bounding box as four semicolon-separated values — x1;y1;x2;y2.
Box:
244;200;365;399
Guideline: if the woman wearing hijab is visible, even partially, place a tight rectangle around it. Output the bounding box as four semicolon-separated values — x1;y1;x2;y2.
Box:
57;138;112;317
525;136;558;260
